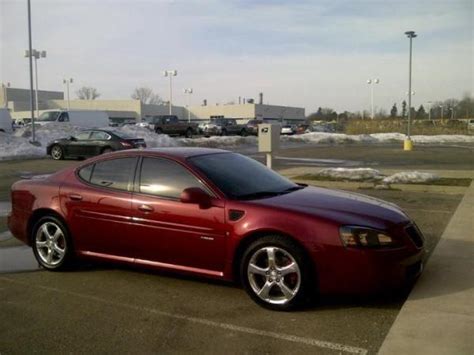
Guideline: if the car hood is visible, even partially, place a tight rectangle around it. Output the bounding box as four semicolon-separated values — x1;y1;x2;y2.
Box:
250;186;409;229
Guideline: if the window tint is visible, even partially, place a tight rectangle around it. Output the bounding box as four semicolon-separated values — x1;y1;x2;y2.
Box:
75;131;91;140
78;164;93;182
90;158;136;191
139;157;207;199
58;112;69;122
90;131;111;140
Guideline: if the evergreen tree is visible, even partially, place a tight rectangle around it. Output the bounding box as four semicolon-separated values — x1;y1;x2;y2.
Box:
390;103;398;118
416;105;426;119
401;100;407;118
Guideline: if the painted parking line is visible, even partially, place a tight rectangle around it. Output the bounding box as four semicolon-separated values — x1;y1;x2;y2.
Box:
0;276;367;355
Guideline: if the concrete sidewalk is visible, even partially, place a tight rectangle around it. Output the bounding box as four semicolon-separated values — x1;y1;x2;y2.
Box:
378;182;474;355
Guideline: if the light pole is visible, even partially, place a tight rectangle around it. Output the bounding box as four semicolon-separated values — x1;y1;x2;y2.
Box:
404;30;417;151
427;101;432;120
1;82;10;108
63;78;73;110
26;0;36;143
183;88;193;122
25;50;46;118
163;70;177;115
439;105;444;119
367;79;380;119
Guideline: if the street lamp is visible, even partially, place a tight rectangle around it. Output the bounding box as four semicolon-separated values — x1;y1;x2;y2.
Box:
25;49;46;118
26;0;36;143
183;88;193;122
439;105;444;119
163;70;177;115
63;78;73;110
367;78;380;119
427;101;432;120
404;30;417;151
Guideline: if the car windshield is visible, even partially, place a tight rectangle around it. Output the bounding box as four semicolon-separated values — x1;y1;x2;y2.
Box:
188;152;301;199
38;111;60;122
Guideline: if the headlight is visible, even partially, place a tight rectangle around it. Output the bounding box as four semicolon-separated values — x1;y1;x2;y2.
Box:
339;226;399;248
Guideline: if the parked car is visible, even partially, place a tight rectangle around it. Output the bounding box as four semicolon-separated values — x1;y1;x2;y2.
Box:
46;129;146;160
153;115;197;138
202;118;247;136
246;119;265;135
280;124;296;135
136;116;158;130
0;108;13;133
36;110;109;128
8;148;425;310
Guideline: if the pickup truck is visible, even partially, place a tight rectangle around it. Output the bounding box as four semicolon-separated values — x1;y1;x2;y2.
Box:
202;118;248;136
153;115;197;138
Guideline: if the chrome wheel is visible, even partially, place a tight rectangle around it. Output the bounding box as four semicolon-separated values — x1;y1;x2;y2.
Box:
247;246;301;305
35;222;67;267
51;145;63;160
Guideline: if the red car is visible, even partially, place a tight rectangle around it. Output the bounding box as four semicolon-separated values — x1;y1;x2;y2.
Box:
8;148;424;310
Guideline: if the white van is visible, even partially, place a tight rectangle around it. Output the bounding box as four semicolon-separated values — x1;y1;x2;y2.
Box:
0;108;14;133
36;110;109;128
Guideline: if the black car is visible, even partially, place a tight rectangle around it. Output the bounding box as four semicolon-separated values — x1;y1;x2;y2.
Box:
47;129;146;160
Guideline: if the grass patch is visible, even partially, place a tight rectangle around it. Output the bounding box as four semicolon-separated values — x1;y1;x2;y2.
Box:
293;174;472;186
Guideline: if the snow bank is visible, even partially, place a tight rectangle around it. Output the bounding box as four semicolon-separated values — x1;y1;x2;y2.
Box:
382;171;438;184
0;132;44;159
283;132;474;144
317;168;382;181
315;167;439;184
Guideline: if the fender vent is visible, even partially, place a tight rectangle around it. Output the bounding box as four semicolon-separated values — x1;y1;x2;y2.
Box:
229;210;245;221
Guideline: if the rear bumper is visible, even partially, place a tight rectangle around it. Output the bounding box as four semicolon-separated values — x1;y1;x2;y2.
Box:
7;210;30;246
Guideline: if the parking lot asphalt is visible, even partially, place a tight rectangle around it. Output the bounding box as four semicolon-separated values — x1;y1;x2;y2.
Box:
0;144;470;354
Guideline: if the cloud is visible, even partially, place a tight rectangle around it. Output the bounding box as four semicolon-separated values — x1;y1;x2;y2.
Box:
1;0;472;113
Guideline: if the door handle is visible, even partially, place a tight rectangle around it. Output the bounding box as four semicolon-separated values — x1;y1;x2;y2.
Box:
69;194;83;201
138;204;154;212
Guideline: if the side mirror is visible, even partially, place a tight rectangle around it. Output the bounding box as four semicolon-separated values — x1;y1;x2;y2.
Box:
180;187;212;208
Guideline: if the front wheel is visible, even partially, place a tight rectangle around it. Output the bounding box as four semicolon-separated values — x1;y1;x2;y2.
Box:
240;129;248;137
185;128;193;138
32;216;74;271
50;145;64;160
240;236;315;311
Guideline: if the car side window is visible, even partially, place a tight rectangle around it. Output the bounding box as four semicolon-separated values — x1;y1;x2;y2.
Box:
90;131;111;140
78;164;94;182
90;158;136;191
139;157;209;199
75;132;91;140
58;112;69;122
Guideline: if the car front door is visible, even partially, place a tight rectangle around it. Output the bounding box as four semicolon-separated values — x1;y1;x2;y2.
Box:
62;157;138;258
65;131;92;157
130;156;228;274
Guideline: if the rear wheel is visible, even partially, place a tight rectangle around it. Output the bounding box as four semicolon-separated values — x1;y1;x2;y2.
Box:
240;235;315;311
185;128;193;138
101;147;113;154
221;129;227;136
240;129;248;137
50;145;64;160
155;128;163;135
32;216;74;271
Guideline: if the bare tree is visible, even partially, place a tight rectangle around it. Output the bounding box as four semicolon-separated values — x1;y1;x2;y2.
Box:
76;87;101;100
131;87;162;104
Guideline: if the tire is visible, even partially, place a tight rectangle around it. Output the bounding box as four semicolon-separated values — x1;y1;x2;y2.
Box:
101;147;113;154
221;129;227;136
240;129;248;137
240;235;315;311
185;128;193;138
50;145;64;160
155;128;163;135
31;216;74;271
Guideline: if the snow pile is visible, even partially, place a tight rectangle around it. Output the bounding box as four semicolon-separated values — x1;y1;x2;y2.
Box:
116;125;179;148
0;132;44;159
315;167;439;185
283;132;474;144
382;171;438;184
317;168;382;181
179;135;257;148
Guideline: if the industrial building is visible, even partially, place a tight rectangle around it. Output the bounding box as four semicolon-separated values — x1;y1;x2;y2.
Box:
1;87;305;124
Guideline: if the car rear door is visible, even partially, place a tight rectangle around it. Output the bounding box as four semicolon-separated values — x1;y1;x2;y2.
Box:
89;131;112;156
130;156;228;274
62;157;138;258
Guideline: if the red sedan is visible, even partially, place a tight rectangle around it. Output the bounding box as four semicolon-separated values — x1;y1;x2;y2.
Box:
8;148;424;310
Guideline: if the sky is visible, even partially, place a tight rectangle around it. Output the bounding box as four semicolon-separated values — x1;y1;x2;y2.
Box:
0;0;473;114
